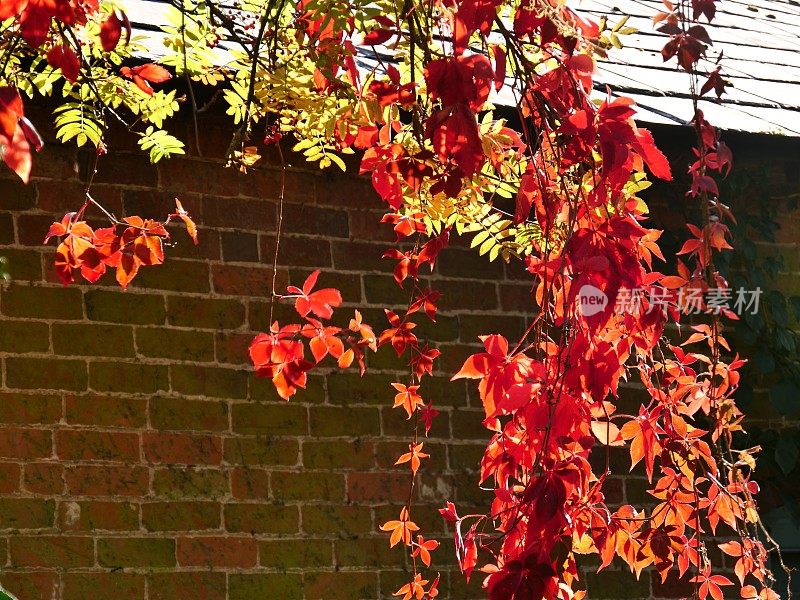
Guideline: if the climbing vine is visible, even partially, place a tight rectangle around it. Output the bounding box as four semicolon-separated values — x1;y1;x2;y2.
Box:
0;0;789;597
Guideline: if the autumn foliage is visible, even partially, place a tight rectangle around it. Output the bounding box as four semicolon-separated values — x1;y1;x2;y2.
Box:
0;0;784;598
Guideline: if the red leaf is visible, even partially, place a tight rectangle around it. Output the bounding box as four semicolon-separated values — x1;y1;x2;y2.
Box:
121;64;171;95
133;63;172;83
288;270;342;319
0;87;23;140
0;124;32;183
424;55;493;111
174;198;198;245
426;105;485;177
100;10;130;52
491;45;506;91
18;117;43;152
47;44;81;83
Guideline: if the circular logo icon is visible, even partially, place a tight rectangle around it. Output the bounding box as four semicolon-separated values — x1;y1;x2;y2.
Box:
577;284;608;317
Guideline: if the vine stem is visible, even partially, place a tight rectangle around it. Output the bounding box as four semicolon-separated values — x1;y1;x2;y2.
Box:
269;142;286;325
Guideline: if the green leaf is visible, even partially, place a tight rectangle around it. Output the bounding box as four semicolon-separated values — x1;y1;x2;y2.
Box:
775;436;799;475
138;127;186;163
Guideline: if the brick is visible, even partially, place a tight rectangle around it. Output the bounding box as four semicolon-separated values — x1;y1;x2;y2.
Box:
1;571;59;600
167;224;220;261
214;331;252;365
224;503;299;534
424;376;469;408
248;164;316;204
500;283;534;311
150;397;229;432
211;264;286;296
59;500;139;531
310;406;380;437
223;436;298;466
1;248;43;281
0;428;52;459
437;247;506;279
89;361;168;393
651;570;694;598
347;472;409;503
259;538;332;568
65;395;147;428
348;209;396;242
451;408;490;440
413;313;460;343
82;151;158;186
272;471;344;502
134;259;210;293
247;299;302;331
202;196;274;229
332;241;392;271
177;536;256;568
10;536;94;567
335;537;405;567
0;392;60;424
37;180;117;213
0;462;20;493
165;370;246;405
148;572;226;600
231;402;307;435
0;498;55;529
98;537;176;568
56;429;140;462
362;274;406;306
0;212;13;244
6;357;87;391
136;327;215;361
221;230;260;262
228;574;303;600
142;501;220;531
438;279;499;311
326;372;394;405
17;213;56;246
318;171;377;208
1;284;82;318
585;570;651;599
53;323;135;357
167;295;245;329
65;465;149;497
301;504;372;536
153;467;229;499
143;431;222;465
458;313;527;343
261;234;332;268
0;178;37;209
230;467;270;499
303;440;374;470
63;572;145;600
122;189;200;221
0;320;49;353
85;290;166;324
304;571;378;600
23;462;64;495
283;203;349;237
448;443;485;471
161;158;243;196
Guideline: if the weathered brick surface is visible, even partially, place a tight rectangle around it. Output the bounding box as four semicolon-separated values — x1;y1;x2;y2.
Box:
0;123;795;600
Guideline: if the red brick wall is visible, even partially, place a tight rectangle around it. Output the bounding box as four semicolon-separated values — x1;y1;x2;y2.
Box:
0;119;797;600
